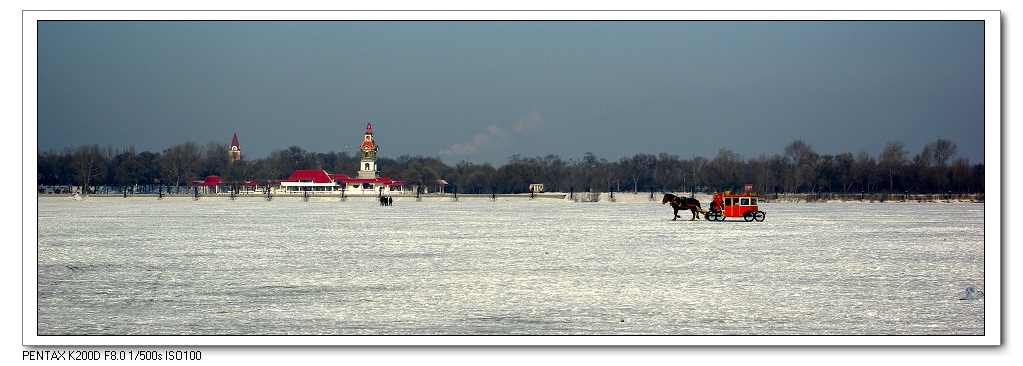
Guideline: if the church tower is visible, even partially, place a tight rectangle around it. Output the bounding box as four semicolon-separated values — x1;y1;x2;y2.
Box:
358;123;379;179
229;133;241;163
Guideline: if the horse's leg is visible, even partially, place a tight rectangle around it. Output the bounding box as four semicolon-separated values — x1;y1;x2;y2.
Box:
672;208;679;220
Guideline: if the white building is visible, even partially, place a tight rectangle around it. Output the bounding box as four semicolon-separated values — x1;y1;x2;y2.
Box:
277;123;404;196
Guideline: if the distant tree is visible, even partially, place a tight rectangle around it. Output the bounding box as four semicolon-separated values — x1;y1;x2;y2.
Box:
160;141;202;189
226;159;254;183
784;140;820;192
198;141;229;179
260;148;305;181
853;149;878;193
833;152;856;193
579;152;609;192
686;156;708;193
702;148;743;191
39;136;982;196
496;162;540;193
950;157;973;194
37;149;69;187
394;156;450;192
137;151;162;185
285;145;311;170
464;163;497;194
537;154;568;192
925;138;958;192
112;147;149;187
910;144;937;192
654;153;684;192
931;138;958;168
620;153;656;193
333;150;358;174
316;152;341;174
879;141;907;192
816;154;835;192
971;163;985;194
70;144;107;194
748;154;787;194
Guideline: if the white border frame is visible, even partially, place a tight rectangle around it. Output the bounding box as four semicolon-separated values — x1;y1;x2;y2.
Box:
22;9;1001;347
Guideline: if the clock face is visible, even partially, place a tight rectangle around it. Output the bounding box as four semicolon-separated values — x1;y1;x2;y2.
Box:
231;146;238;151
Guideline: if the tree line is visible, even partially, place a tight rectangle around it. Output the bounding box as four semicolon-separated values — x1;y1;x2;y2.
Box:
37;138;983;196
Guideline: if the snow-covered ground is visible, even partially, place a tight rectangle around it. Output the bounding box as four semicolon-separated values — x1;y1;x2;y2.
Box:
30;195;989;345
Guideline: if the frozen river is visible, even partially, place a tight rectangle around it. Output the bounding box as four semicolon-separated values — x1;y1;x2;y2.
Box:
32;194;988;343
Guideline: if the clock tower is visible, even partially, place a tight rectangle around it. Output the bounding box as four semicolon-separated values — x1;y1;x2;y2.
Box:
229;133;241;164
358;123;379;179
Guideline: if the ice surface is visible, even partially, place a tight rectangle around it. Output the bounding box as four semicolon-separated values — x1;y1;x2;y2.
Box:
34;195;985;337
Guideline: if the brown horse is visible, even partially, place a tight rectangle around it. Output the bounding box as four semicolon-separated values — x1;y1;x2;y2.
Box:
661;193;707;221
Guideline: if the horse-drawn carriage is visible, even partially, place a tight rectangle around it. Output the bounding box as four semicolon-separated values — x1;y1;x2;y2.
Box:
705;190;765;222
661;189;766;222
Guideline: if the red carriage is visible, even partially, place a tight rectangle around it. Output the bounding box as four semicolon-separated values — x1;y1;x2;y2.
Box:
706;188;766;222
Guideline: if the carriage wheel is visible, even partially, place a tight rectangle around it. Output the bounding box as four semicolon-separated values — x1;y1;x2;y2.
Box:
743;212;753;222
715;211;725;221
753;211;765;222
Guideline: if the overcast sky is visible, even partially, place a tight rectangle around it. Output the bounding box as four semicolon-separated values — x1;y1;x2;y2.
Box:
35;19;986;166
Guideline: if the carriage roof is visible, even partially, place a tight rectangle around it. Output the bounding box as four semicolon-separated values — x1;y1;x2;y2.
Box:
719;190;758;198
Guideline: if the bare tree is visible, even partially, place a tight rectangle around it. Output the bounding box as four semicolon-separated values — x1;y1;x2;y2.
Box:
833;152;856;193
879;140;907;192
931;138;958;168
703;148;743;191
160;141;202;189
37;149;69;187
784;140;820;192
70;144;107;194
686;156;708;193
621;153;656;193
950;157;973;193
112;146;149;187
853;149;877;192
199;141;229;179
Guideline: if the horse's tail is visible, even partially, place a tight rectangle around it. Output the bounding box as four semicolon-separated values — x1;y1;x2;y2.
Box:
691;199;707;214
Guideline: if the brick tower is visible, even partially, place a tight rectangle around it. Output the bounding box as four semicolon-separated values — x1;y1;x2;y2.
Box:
229;133;241;164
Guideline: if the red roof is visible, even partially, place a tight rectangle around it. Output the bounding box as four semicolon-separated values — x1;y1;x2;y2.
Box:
231;133;240;149
279;170;403;187
190;176;226;186
284;170;335;184
340;177;403;186
360;122;377;150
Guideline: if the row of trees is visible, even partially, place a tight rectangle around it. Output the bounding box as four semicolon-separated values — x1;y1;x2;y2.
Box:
37;139;984;196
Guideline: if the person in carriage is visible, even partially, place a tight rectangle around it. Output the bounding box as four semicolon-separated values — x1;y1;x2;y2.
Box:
711;191;724;212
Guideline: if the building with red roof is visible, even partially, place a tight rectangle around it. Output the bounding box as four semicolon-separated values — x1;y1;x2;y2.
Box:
277;123;404;196
278;169;403;195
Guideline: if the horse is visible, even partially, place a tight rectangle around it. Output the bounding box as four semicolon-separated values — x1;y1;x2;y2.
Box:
661;193;707;221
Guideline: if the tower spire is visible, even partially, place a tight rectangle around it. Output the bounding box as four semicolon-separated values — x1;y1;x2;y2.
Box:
358;123;379;179
229;133;241;163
